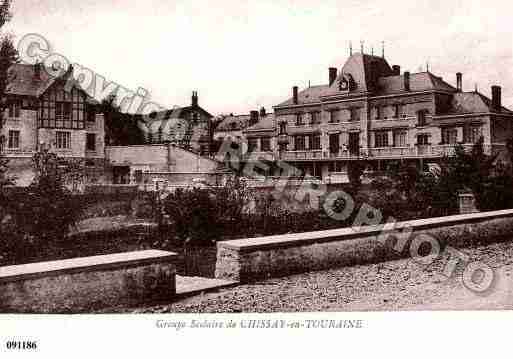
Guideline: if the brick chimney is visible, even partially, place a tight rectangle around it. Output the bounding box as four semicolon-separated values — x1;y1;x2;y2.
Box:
329;67;338;86
456;72;463;92
249;110;259;126
260;107;266;117
404;71;410;91
192;91;198;107
492;86;502;112
293;86;298;104
392;65;400;76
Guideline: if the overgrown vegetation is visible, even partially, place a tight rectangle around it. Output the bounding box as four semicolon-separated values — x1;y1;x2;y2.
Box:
160;178;357;245
361;137;513;219
1;149;82;262
100;93;146;146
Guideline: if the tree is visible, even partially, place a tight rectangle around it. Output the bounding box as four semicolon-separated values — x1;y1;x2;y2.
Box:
0;0;11;29
162;177;253;244
0;1;17;221
101;93;145;146
430;138;497;213
18;148;79;242
0;1;18;191
347;160;366;193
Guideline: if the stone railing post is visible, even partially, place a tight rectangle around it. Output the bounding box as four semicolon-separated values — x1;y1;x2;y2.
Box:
459;192;478;214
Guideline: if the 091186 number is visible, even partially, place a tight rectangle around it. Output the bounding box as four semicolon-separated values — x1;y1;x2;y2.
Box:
6;341;38;350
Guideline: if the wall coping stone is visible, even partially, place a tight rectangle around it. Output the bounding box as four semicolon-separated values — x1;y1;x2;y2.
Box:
0;250;177;284
69;222;157;237
218;209;513;252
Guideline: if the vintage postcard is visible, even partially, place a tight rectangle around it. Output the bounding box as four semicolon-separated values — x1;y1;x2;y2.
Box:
0;0;511;357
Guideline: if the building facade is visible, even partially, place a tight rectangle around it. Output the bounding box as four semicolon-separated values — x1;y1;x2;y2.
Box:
0;63;105;186
239;52;513;183
144;92;214;156
214;107;270;144
106;143;229;188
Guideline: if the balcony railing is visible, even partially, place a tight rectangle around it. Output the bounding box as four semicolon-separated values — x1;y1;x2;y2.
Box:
369;144;494;158
241;151;276;162
281;150;323;160
238;144;501;162
0;148;35;157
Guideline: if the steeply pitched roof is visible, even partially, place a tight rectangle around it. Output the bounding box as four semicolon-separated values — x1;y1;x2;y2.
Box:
6;63;57;97
443;91;513;115
6;63;99;104
376;72;457;95
324;53;394;96
215;114;251;131
275;54;458;107
244;113;276;131
276;85;330;107
148;105;213;123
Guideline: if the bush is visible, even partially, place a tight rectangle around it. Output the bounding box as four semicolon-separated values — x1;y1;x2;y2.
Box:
162;179;359;245
162;177;251;245
0;149;82;263
360;137;513;220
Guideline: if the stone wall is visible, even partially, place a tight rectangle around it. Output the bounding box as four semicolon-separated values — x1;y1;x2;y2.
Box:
0;250;177;313
216;209;513;282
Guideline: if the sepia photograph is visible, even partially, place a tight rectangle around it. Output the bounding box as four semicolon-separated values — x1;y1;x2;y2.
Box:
0;0;512;357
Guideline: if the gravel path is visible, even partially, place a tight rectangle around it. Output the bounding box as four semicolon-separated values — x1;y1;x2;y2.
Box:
133;241;513;313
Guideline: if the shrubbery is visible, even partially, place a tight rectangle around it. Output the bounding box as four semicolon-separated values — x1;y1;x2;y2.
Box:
0;149;81;263
361;137;513;219
161;177;252;245
161;178;358;245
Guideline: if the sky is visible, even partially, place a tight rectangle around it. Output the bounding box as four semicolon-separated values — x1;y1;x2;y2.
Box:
4;0;513;115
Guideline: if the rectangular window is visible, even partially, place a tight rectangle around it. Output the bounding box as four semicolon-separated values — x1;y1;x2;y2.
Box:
394;104;405;119
329;133;340;154
8;100;21;118
247;138;258;152
310;112;320;124
8;130;20;149
441;127;458;144
417;110;428;126
463;125;482;144
55;102;61;119
56;131;71;149
417;134;429;145
374;131;389;147
375;106;382;120
393;130;407;147
86;133;96;151
294;136;305;150
329;110;339;123
134;170;143;184
295;113;304;126
310;133;321;150
56;102;72;120
87;107;96;122
279;121;287;134
350;108;359;122
260;137;271;152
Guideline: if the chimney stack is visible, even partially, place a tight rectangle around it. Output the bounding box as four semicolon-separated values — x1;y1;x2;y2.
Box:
404;71;410;91
392;65;401;76
492;86;502;112
456;72;463;92
329;67;338;86
192;91;198;107
293;86;298;104
259;107;266;117
250;110;259;125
